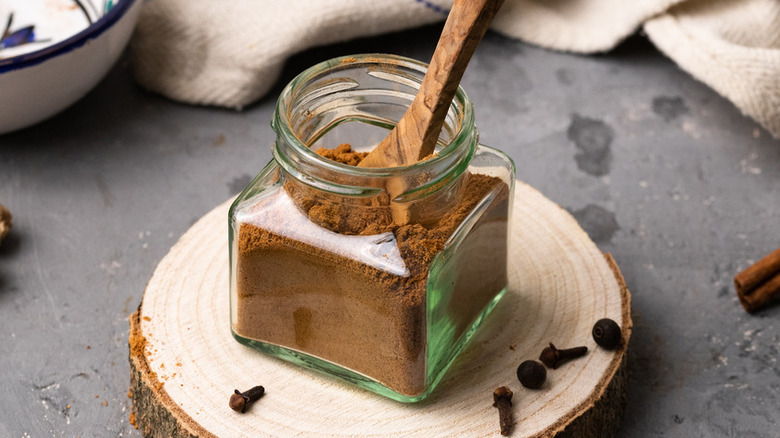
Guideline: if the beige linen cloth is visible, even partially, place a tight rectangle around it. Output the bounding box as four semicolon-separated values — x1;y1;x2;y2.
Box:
131;0;780;138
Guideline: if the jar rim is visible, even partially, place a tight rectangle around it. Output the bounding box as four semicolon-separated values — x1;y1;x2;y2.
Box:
273;53;476;178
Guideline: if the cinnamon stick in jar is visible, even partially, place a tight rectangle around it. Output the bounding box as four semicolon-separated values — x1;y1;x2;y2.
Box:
734;247;780;313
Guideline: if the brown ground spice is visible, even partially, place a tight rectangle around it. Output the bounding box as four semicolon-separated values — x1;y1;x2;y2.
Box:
314;143;368;166
234;145;508;396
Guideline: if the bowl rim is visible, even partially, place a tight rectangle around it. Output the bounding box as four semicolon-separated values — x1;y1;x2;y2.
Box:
0;0;138;74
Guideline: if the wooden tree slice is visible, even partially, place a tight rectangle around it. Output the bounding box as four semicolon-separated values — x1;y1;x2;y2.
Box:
129;181;632;438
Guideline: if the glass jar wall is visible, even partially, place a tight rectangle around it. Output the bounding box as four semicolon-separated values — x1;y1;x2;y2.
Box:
229;54;515;402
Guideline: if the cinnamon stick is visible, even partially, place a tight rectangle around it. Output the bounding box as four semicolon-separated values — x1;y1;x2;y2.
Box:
0;203;11;245
734;247;780;313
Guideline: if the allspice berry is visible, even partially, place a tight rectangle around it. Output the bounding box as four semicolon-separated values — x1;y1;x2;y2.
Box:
592;318;621;350
517;360;546;389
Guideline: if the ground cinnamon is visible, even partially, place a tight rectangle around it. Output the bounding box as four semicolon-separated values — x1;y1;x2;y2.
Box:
234;145;509;396
314;143;368;167
734;247;780;313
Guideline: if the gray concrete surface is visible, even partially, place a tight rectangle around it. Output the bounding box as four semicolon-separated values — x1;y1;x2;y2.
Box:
1;24;779;437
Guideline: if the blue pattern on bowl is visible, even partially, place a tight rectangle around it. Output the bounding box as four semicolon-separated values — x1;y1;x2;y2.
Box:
2;14;48;50
0;0;134;73
0;0;120;57
0;0;140;134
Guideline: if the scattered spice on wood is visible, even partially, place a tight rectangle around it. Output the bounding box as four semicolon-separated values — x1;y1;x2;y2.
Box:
0;203;12;245
539;343;588;369
592;318;621;350
229;385;265;413
492;386;514;436
516;360;546;389
734;247;780;313
129;325;147;358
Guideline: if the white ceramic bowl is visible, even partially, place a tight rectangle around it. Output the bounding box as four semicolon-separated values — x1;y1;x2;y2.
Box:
0;0;141;134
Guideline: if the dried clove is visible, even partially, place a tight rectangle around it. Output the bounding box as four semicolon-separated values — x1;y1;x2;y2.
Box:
492;386;514;436
229;385;265;413
516;360;546;389
592;318;621;350
539;343;588;369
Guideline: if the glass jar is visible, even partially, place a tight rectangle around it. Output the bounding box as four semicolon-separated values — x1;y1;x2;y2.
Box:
229;54;515;402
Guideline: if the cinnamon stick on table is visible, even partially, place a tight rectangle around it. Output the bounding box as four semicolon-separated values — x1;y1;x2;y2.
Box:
0;203;12;245
734;247;780;313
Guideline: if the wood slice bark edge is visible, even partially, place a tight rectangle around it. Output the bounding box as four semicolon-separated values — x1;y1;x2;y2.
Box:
130;311;205;438
548;253;631;438
128;252;631;438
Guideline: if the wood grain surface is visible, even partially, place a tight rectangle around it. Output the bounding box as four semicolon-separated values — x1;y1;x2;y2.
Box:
129;180;632;437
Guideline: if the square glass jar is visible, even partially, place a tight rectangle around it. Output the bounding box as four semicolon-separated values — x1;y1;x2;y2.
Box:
229;54;515;402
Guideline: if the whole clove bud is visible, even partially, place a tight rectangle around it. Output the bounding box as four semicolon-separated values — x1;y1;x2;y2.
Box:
229;385;265;413
539;343;588;369
492;386;514;436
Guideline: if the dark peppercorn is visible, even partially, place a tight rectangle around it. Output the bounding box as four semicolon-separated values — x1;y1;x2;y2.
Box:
592;318;621;350
517;360;546;389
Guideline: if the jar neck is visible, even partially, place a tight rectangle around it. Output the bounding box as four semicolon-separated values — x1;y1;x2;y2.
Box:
271;54;477;201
